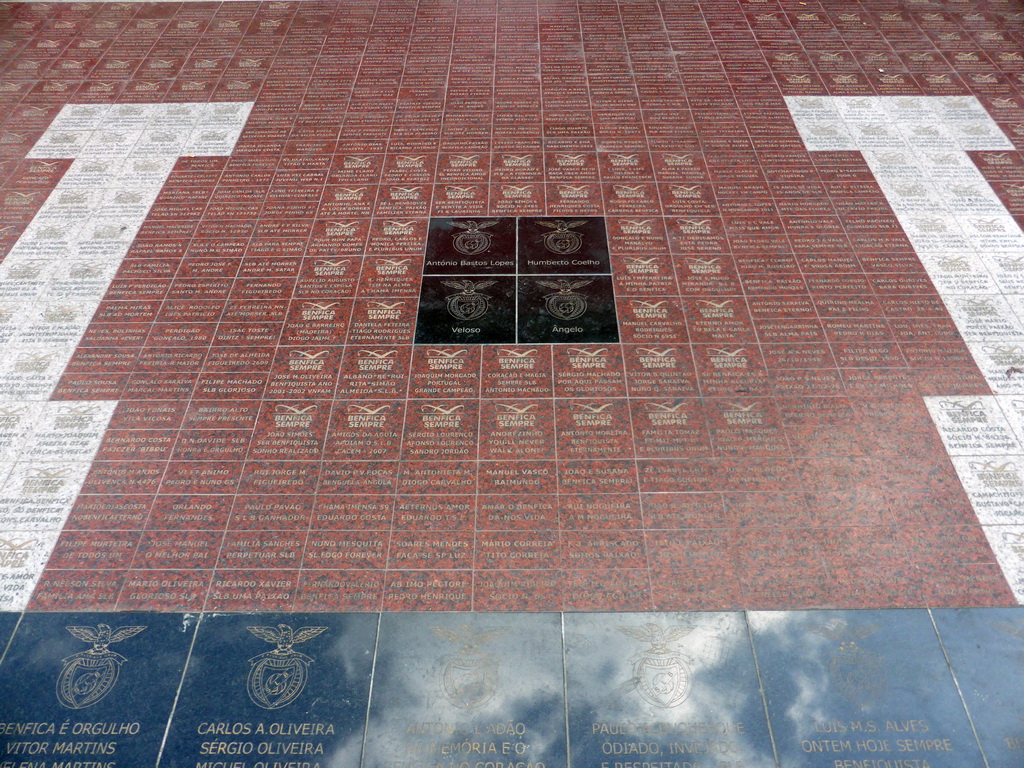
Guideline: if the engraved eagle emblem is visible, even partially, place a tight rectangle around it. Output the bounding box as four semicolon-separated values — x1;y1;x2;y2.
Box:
246;624;328;709
617;624;694;708
57;624;146;709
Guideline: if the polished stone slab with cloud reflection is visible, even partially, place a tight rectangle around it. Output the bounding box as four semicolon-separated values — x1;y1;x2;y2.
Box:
749;609;983;768
363;613;567;768
564;612;775;768
160;612;377;768
0;612;195;767
933;608;1024;767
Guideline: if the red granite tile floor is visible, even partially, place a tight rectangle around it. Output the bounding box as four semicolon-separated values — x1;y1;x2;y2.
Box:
1;0;1023;612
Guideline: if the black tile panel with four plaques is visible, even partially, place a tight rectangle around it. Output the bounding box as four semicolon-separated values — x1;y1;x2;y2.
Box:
416;217;620;345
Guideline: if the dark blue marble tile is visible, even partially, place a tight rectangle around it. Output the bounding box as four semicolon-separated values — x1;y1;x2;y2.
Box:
749;609;983;768
0;612;19;662
564;612;774;768
363;613;566;768
0;612;196;767
933;607;1024;767
160;612;377;768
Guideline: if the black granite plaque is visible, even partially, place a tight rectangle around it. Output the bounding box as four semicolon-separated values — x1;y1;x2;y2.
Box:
415;275;518;344
518;275;619;344
0;612;195;767
564;612;775;768
425;218;518;275
518;217;610;274
160;612;377;768
933;607;1024;767
363;613;567;768
749;609;985;768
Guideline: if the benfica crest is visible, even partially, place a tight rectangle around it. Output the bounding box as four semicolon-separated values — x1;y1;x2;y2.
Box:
432;625;508;709
537;279;593;321
442;279;496;321
537;219;587;254
810;620;885;707
617;624;694;708
57;624;146;709
451;219;498;255
246;624;328;710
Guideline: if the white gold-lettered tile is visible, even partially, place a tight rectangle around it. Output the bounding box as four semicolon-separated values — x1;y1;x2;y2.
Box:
983;525;1024;601
0;462;88;531
916;149;989;183
955;214;1024;251
49;261;119;300
115;155;177;187
27;130;92;159
73;217;142;260
0;529;62;611
944;294;1024;340
793;121;859;151
849;121;904;149
879;95;938;121
99;103;157;129
950;120;1015;151
134;128;190;156
58;157;122;190
0;261;54;300
784;95;842;122
875;177;947;214
99;186;160;219
36;187;101;218
44;104;109;133
22;402;116;462
151;103;203;129
950;454;1024;524
918;252;998;294
20;215;85;249
78;128;145;159
834;95;890;122
925;396;1023;455
934;95;992;122
0;461;91;504
901;216;972;251
894;120;956;150
197;101;254;128
862;149;922;181
0;405;43;463
0;343;77;400
980;252;1024;294
14;300;94;346
934;180;1005;215
995;395;1024;446
967;342;1024;394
